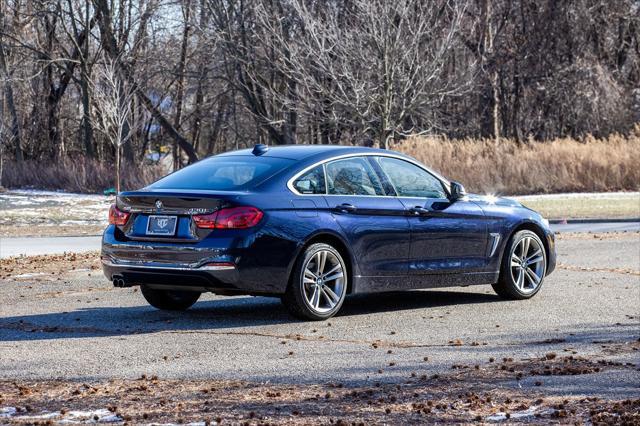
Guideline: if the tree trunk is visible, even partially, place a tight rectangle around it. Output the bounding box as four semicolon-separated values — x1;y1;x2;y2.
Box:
118;77;134;162
0;37;23;161
80;0;94;157
491;70;500;141
173;0;192;170
284;78;297;144
191;0;209;152
80;72;94;157
477;0;500;141
115;144;121;193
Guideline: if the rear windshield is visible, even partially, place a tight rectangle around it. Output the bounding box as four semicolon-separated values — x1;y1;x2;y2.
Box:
149;155;294;191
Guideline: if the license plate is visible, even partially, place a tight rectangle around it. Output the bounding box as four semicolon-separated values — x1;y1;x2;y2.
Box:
146;215;178;236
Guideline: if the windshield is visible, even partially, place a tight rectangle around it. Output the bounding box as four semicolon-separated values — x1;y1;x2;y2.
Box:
149;155;294;191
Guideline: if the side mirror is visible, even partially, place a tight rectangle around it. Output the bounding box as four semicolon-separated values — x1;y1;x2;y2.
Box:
450;181;467;201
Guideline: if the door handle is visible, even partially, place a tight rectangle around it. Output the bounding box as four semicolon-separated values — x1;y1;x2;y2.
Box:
335;203;357;213
408;206;430;216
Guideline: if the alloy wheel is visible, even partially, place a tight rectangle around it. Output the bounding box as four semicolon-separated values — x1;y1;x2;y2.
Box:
509;235;545;294
301;249;346;313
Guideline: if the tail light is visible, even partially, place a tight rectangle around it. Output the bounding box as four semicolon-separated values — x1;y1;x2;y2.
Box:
193;206;263;229
109;204;130;226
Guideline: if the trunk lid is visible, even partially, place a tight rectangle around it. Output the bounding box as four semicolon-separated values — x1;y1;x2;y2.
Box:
116;190;241;242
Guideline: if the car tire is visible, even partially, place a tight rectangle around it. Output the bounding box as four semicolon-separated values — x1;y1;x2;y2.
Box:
493;230;547;300
282;243;348;321
140;285;201;311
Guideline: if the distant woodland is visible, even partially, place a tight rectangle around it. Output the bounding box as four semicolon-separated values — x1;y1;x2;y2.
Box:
0;1;638;182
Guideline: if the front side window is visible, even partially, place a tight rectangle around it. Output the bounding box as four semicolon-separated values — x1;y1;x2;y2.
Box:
326;157;384;196
378;157;447;199
293;165;326;194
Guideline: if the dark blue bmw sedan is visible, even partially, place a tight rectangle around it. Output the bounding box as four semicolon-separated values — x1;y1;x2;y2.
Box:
102;145;556;320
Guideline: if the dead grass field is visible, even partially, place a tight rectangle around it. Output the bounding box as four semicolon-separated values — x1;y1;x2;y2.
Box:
1;158;164;194
3;133;640;196
396;131;640;195
513;192;640;219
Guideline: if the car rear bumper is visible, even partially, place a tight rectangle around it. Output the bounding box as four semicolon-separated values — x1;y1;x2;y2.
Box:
101;256;241;291
101;225;296;295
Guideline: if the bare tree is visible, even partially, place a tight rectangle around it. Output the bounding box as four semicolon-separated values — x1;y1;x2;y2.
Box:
91;56;139;193
0;0;638;172
255;0;474;148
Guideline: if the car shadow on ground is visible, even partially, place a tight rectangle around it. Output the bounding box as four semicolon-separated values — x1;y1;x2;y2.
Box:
0;289;500;342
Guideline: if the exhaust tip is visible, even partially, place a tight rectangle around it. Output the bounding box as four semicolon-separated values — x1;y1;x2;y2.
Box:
112;276;127;288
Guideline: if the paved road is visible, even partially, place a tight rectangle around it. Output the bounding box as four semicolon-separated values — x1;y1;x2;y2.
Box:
1;222;638;258
0;235;102;258
0;234;638;399
552;221;640;233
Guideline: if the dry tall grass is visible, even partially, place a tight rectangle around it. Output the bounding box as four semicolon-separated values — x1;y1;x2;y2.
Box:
1;157;165;193
2;133;639;195
396;131;640;195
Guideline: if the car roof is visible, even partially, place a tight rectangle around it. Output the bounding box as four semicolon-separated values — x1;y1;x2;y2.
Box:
217;145;399;161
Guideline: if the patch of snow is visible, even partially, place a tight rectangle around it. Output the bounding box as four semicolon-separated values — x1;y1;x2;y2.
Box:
10;272;48;278
5;189;110;199
98;414;125;423
0;190;112;228
7;408;123;424
487;405;538;421
61;408;122;423
147;423;208;426
14;411;60;420
0;407;17;417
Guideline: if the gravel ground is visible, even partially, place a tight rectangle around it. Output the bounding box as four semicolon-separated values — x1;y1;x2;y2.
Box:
0;233;638;424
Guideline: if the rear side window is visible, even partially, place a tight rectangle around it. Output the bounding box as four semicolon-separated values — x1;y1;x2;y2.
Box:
149;156;294;191
326;157;384;196
378;157;447;198
293;165;326;194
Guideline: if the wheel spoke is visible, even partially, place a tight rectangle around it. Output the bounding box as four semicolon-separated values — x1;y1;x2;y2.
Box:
526;254;543;266
323;285;340;306
525;248;542;260
310;286;321;309
324;271;344;282
317;251;327;275
322;264;341;278
510;253;521;268
304;268;317;280
312;252;320;275
525;267;541;286
521;237;530;258
516;269;525;289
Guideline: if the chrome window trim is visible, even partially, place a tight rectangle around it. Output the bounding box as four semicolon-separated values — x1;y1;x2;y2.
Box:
286;152;451;197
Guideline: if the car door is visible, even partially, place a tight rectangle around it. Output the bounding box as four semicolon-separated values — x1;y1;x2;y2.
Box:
374;156;488;275
322;156;411;277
